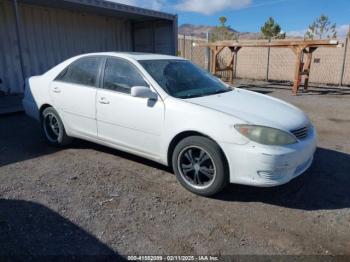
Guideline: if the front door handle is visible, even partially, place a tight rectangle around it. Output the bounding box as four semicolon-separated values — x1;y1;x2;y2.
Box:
98;97;110;104
53;87;61;93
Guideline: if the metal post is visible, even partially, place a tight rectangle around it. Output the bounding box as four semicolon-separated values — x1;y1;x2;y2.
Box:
205;31;210;71
266;38;271;81
183;35;186;58
12;0;26;89
190;36;193;61
340;26;349;86
173;15;178;56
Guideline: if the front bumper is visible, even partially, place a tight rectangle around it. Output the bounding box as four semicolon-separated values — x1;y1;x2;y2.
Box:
220;126;317;187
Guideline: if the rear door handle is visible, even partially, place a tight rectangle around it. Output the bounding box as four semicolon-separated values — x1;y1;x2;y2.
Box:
53;87;61;93
98;97;110;104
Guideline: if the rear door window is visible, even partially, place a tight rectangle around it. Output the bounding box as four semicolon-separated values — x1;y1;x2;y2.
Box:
56;57;102;87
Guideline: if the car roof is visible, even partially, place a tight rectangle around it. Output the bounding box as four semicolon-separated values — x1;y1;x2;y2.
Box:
78;52;184;61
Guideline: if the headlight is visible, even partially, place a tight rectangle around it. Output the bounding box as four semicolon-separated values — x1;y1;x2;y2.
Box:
235;125;297;145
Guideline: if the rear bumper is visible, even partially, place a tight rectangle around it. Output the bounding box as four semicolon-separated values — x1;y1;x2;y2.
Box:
22;98;40;121
220;127;317;187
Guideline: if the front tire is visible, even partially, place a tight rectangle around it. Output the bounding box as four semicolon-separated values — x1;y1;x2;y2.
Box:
41;107;73;146
172;136;228;196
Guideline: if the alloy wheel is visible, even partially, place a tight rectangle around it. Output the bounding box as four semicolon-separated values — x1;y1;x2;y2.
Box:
177;146;216;190
43;113;60;142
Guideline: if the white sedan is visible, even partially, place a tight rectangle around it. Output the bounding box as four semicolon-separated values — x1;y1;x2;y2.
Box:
23;52;317;196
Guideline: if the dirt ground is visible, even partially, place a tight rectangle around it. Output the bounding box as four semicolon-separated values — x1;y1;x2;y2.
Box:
1;81;350;258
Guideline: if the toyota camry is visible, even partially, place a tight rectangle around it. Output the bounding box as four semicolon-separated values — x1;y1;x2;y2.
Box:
23;52;317;196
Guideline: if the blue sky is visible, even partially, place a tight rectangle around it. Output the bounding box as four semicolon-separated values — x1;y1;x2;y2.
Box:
110;0;350;37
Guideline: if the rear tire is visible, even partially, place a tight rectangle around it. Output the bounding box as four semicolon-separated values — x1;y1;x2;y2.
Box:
41;107;73;146
172;136;228;196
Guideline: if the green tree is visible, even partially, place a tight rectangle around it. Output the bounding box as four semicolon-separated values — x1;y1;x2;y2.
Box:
219;16;227;27
305;14;337;39
210;16;237;42
260;17;286;39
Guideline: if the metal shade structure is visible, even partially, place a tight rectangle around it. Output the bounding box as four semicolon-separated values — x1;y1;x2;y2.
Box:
0;0;178;94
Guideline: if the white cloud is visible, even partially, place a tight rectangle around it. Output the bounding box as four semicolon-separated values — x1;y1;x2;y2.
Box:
106;0;165;11
175;0;252;15
248;0;288;9
337;24;350;38
107;0;289;14
107;0;137;6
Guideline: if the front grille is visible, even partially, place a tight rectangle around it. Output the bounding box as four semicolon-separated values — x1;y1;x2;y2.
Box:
291;126;309;140
258;171;284;180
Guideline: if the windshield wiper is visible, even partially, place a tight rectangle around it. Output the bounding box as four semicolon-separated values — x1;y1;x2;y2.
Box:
181;94;202;99
209;89;231;96
179;89;231;99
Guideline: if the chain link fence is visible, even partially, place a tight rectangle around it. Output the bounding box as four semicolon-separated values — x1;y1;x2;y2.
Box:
178;35;207;68
178;34;350;87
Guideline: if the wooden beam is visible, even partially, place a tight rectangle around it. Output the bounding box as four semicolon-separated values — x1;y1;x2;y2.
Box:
302;47;317;91
213;47;218;75
292;46;303;95
212;46;226;76
228;47;241;84
228;49;235;84
197;39;339;48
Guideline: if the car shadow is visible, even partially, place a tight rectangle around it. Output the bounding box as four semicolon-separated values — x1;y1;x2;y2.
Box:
75;140;350;211
2;114;350;211
0;199;125;260
0;113;60;167
214;147;350;211
0;113;171;174
72;139;173;173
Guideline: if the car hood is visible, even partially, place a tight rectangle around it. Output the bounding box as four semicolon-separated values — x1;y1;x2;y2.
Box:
186;88;309;131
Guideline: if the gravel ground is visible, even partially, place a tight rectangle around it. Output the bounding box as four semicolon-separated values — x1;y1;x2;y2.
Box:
1;81;350;258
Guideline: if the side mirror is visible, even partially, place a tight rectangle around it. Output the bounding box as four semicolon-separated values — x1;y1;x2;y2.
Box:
131;86;158;100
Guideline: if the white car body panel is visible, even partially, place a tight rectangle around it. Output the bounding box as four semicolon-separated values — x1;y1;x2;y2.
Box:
50;81;97;137
96;89;164;158
23;52;317;187
187;88;310;131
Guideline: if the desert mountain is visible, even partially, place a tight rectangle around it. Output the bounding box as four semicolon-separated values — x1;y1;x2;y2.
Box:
178;24;261;39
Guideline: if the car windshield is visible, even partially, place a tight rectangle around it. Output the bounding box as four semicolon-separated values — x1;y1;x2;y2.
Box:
138;59;232;99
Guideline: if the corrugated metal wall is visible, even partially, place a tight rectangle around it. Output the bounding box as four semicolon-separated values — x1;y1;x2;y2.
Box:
0;0;23;94
133;20;174;55
133;21;153;53
18;3;133;80
1;0;176;94
0;0;135;94
154;21;175;55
